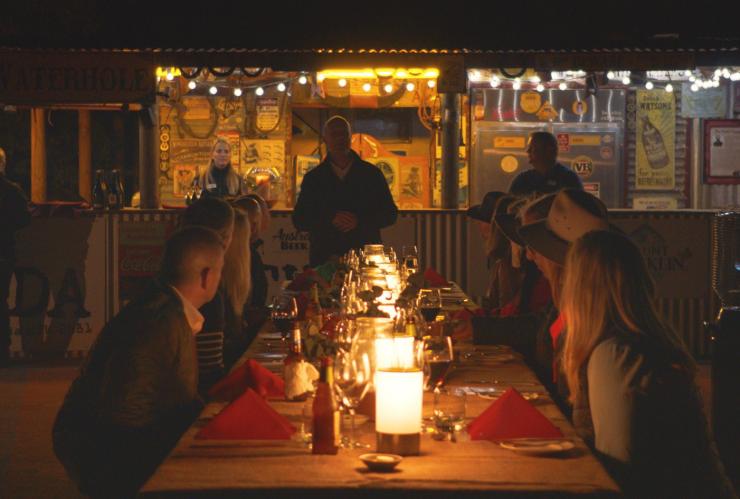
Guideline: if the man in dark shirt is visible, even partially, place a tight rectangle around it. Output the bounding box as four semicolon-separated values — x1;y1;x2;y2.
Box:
293;116;398;266
509;132;582;196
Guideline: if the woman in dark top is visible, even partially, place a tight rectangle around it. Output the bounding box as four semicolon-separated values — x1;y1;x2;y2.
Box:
560;230;736;498
199;138;246;198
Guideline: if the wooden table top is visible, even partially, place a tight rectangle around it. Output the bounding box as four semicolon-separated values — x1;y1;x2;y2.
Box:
141;322;620;498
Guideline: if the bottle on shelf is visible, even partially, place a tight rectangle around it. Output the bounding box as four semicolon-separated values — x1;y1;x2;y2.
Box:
92;170;108;211
312;357;340;455
107;170;124;210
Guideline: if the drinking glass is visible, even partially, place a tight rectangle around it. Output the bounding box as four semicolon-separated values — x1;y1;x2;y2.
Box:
334;333;374;448
401;245;419;275
423;335;454;391
418;288;442;325
433;387;466;440
270;295;298;340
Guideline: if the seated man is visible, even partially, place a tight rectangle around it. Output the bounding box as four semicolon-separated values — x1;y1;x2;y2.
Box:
52;227;225;498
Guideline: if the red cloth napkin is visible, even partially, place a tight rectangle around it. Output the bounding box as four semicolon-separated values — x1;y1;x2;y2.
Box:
208;359;285;401
467;388;563;440
195;388;296;440
424;267;449;287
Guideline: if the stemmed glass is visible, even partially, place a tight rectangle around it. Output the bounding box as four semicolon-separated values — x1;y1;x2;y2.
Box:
270;295;298;341
418;288;442;326
333;333;374;448
423;335;454;391
401;245;419;276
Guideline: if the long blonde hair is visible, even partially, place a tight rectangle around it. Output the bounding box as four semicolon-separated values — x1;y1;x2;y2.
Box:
221;208;252;315
201;138;243;196
561;230;694;403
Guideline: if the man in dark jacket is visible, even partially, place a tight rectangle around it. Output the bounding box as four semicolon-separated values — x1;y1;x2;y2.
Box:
52;227;225;498
293;116;398;266
509;131;583;196
0;148;31;365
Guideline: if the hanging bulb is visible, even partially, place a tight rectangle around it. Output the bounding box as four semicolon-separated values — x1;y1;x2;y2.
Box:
298;75;308;85
384;83;393;93
684;69;692;77
338;78;347;87
558;82;567;90
427;79;436;88
233;88;243;97
187;81;197;90
406;82;415;92
532;75;541;83
277;83;286;92
255;87;265;96
489;76;500;88
317;73;326;83
712;79;720;87
536;83;545;92
690;83;699;92
645;81;654;90
209;86;218;95
689;75;696;82
714;68;722;77
622;76;631;85
362;82;371;92
512;79;521;90
665;83;674;93
731;72;740;81
722;68;731;78
165;71;174;81
607;71;615;80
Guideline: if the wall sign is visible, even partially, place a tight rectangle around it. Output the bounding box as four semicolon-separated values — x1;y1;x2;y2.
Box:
704;119;740;184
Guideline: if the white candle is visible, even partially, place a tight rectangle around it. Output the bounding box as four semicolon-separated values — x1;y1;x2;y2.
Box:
375;368;423;435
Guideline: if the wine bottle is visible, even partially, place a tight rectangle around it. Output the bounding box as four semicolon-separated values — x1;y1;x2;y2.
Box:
312;357;340;455
640;115;670;170
305;283;324;330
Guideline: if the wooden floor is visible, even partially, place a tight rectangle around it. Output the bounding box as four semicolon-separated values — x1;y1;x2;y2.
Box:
0;361;714;499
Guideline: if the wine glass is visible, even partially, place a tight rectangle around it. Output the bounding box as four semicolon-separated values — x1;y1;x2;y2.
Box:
401;245;419;276
417;288;442;325
334;333;374;448
270;295;298;341
423;335;454;391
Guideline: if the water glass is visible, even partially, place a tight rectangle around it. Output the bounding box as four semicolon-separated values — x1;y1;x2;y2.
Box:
433;387;466;435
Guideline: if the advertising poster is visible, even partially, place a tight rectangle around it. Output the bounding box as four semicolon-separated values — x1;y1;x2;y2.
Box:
256;97;280;131
632;196;679;210
241;138;285;172
173;164;197;196
636;90;675;190
366;157;400;199
294;155;321;201
707;126;740;178
680;84;726;118
398;158;429;209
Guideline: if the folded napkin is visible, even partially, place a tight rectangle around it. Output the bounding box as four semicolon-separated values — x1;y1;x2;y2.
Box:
208;359;285;401
467;388;563;440
195;388;296;440
424;267;449;287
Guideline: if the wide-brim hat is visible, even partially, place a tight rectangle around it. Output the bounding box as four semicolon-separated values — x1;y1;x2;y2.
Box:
495;194;555;247
518;189;609;265
467;191;507;223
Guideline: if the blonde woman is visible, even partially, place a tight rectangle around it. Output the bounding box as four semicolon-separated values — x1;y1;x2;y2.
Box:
561;230;735;498
199;138;246;198
221;208;252;368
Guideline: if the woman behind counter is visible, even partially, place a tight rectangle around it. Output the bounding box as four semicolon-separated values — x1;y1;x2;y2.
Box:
199;138;246;198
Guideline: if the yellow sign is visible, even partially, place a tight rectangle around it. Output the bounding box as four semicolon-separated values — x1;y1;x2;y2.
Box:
520;92;542;114
570;135;601;146
501;155;519;173
536;101;558;120
636;90;675;190
572;100;588;116
494;136;526;149
571;155;594;178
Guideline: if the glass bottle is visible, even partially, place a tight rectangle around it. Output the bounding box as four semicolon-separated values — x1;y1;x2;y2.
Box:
640;115;670;169
305;283;323;330
312;357;340;455
92;170;108;211
107;170;122;210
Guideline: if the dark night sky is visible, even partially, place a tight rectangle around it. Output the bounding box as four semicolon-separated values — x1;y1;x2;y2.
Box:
2;0;738;50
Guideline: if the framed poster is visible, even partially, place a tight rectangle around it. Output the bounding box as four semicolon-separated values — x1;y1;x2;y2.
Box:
704;120;740;184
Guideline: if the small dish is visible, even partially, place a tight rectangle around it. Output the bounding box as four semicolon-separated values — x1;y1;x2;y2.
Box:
359;453;403;472
499;439;575;456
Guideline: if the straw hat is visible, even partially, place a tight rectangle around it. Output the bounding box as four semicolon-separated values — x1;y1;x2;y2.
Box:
517;189;609;265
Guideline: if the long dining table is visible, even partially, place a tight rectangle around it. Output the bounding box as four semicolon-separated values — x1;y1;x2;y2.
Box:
141;288;620;498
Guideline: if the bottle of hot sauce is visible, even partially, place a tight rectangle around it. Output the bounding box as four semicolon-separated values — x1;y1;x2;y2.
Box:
312;357;340;455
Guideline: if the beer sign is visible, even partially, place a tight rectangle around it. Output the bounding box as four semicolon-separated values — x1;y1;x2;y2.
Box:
636;90;675;190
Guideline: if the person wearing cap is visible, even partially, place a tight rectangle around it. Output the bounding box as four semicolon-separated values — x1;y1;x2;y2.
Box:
509;131;582;196
560;230;736;498
293;116;398;266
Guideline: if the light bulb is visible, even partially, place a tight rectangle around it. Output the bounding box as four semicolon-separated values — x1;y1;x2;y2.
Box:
256;87;264;96
317;74;326;83
712;80;720;87
338;78;347;87
714;68;722;77
558;82;567;90
277;83;286;92
690;83;699;92
536;83;545;92
512;80;521;90
187;81;197;90
362;82;371;92
731;72;740;81
384;83;393;93
490;77;500;88
689;75;696;82
298;75;308;85
532;75;541;83
427;79;436;88
233;88;242;97
607;71;615;80
722;68;731;78
684;69;692;77
665;83;674;93
622;76;631;85
645;81;654;90
165;71;174;81
406;82;415;92
209;86;217;95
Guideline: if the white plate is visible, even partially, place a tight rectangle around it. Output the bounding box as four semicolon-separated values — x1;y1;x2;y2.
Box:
499;439;575;455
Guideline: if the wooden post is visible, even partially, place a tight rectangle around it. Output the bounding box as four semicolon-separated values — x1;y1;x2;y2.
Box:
138;106;160;208
440;93;460;209
30;108;47;203
78;110;92;202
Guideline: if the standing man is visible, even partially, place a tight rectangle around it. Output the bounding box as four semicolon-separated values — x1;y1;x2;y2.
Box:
509;131;582;196
0;147;31;365
53;227;225;498
293;116;398;266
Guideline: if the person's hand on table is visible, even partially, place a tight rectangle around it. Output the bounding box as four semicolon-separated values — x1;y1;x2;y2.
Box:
332;211;358;232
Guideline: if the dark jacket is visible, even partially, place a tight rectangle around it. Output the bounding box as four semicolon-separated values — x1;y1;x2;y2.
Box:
0;174;31;262
292;151;398;266
509;162;583;196
52;280;201;498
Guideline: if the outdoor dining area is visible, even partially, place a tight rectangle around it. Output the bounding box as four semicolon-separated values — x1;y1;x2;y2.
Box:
140;244;619;497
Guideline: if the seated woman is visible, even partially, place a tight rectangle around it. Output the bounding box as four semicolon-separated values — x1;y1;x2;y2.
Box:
560;230;736;498
221;208;252;369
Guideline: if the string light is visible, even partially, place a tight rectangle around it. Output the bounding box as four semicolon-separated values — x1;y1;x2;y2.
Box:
665;83;674;93
607;71;615;80
684;70;692;77
209;86;218;95
427;80;436;88
233;88;242;97
406;82;415;92
338;78;347;87
384;83;393;93
691;83;699;92
277;83;286;92
317;74;326;83
490;76;500;88
622;75;631;85
512;78;521;90
362;82;371;92
532;75;541;83
558;82;567;90
165;71;174;81
645;81;654;90
536;83;545;92
255;87;265;96
187;81;197;90
298;75;308;85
